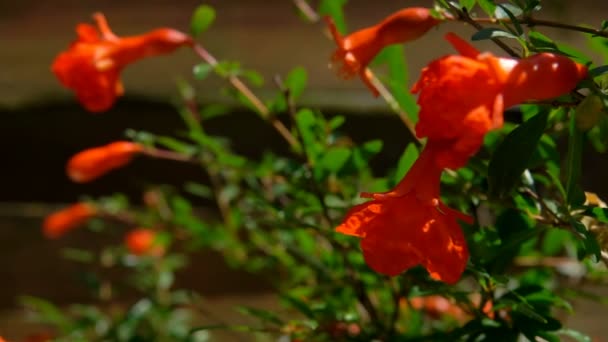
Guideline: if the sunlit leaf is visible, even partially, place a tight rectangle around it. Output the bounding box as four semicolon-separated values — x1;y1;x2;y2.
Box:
191;5;216;37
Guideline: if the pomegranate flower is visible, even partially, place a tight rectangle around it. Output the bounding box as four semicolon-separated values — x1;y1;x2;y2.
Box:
67;141;143;183
125;228;163;256
337;145;471;284
43;202;97;238
52;12;192;112
413;33;587;169
325;8;439;96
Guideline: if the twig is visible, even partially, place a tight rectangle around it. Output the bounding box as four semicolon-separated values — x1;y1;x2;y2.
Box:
469;16;608;39
368;70;419;140
292;0;419;137
293;0;319;22
141;148;198;163
444;4;520;58
191;44;301;150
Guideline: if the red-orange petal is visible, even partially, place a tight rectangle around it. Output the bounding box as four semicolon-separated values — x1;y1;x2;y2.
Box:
43;203;97;239
66;141;143;183
504;53;588;106
125;228;163;256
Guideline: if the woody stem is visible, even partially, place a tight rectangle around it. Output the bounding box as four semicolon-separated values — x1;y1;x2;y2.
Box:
367;70;420;141
191;44;301;151
470;16;608;38
141;148;198;163
444;4;520;58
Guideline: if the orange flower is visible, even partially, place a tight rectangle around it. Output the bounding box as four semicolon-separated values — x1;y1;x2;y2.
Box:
336;145;471;284
325;8;439;96
413;33;587;169
43;202;97;238
67;141;143;183
124;228;163;256
407;294;494;321
52;12;192;112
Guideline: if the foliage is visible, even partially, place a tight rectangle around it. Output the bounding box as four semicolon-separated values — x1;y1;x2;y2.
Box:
22;1;608;341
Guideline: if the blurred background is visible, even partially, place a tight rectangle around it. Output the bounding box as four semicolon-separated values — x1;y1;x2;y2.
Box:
1;0;608;339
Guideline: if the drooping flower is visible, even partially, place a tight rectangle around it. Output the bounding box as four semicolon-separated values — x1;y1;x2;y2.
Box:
43;202;97;238
325;8;439;96
124;228;163;256
413;33;587;169
52;12;192;112
336;145;471;284
67;141;144;183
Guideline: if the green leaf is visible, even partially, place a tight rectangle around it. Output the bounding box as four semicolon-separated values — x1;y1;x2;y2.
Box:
190;5;215;38
528;31;558;51
319;147;352;173
557;329;592;342
394;143;419;181
281;295;316;319
584;206;608;223
236;306;284;326
193;63;213;80
191;5;216;37
565;112;586;207
495;4;523;35
472;28;518;41
374;45;419;121
575;94;604;131
242;70;264;87
495;3;523;19
285;67;308;100
589;65;608;78
570;219;601;261
20;296;71;331
184;182;213;199
156;136;197;155
295;109;323;162
350;140;383;170
460;0;476;12
488;111;548;197
477;0;497;16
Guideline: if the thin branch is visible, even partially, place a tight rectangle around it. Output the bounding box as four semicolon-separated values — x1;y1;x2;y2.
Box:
444;4;520;58
293;0;319;22
470;16;608;39
191;43;301;150
141;148;198;163
368;69;419;141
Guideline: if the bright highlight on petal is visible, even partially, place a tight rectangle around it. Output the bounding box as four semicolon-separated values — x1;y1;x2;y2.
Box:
336;145;471;284
51;12;192;112
412;33;588;169
337;33;587;284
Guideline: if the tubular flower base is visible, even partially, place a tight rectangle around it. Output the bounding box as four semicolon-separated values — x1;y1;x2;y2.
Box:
325;8;439;96
67;141;143;183
413;33;588;169
125;228;163;256
43;203;97;239
336;145;471;284
51;12;192;112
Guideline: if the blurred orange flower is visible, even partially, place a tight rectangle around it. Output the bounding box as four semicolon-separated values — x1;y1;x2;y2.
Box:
407;294;494;322
67;141;143;183
336;145;471;284
125;228;163;256
43;202;97;238
325;8;439;96
52;12;192;112
413;33;587;169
